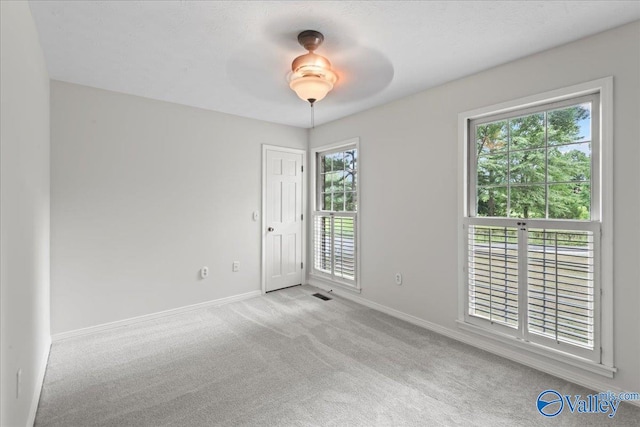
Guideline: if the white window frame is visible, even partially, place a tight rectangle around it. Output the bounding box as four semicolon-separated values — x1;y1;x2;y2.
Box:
310;138;361;292
457;77;615;377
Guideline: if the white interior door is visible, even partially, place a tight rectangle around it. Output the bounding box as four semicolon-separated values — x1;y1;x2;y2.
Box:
264;148;304;292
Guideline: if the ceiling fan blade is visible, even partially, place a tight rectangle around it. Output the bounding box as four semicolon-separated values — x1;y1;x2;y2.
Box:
329;47;394;102
226;32;394;108
226;43;298;104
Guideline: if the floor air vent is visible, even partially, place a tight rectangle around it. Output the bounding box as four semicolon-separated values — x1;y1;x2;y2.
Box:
312;293;332;301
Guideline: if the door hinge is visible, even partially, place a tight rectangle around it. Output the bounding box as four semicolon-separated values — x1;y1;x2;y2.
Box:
301;262;304;269
301;214;304;220
301;165;304;172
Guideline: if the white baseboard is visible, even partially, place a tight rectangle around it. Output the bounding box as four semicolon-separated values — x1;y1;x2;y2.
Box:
308;279;640;409
52;290;262;342
27;336;51;427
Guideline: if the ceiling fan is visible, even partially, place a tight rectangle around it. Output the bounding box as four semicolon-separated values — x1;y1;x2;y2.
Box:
225;26;393;127
287;30;338;106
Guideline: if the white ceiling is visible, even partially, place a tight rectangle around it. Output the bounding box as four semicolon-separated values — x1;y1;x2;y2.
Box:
29;1;640;128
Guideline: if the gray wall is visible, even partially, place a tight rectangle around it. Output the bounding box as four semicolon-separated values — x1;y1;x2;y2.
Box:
0;2;51;425
50;82;307;334
309;22;640;392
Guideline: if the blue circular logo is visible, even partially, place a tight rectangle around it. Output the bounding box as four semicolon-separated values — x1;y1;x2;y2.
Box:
537;390;564;417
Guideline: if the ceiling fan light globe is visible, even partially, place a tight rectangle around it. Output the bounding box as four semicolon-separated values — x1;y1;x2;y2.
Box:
289;76;333;103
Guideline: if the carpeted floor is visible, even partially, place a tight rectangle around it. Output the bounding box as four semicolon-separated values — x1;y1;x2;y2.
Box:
35;285;640;426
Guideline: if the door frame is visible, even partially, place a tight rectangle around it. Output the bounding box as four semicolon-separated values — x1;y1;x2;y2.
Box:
261;144;307;294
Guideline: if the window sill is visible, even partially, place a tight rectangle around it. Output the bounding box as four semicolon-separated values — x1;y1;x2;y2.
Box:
456;320;616;378
308;273;361;294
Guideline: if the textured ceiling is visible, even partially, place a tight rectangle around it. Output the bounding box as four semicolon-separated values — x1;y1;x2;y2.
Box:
29;1;640;128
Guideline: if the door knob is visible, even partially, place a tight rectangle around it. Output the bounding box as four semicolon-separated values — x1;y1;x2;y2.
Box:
267;227;274;232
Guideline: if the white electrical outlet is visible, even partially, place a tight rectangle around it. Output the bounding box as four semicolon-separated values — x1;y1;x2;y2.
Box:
233;261;240;272
200;267;208;279
395;273;402;285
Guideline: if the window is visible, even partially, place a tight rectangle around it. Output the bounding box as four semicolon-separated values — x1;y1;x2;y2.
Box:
312;140;359;289
472;96;595;220
459;79;614;375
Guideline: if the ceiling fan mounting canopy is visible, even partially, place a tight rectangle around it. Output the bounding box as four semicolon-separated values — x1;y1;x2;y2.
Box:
297;30;324;52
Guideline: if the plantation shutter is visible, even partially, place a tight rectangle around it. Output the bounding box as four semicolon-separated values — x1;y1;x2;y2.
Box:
465;218;599;359
467;225;519;328
313;214;332;274
526;228;596;349
313;212;356;284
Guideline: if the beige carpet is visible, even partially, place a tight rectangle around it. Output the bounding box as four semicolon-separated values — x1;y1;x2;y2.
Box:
35;285;640;426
